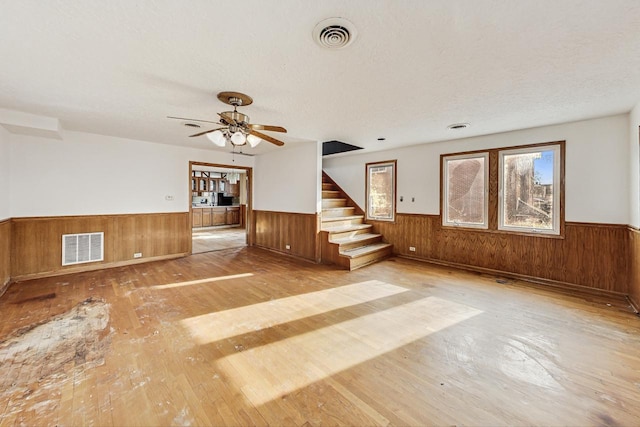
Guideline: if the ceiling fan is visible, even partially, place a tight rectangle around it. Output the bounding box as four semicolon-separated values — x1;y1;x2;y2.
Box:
168;91;286;148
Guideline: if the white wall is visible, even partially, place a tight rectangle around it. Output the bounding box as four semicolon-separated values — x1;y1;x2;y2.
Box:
9;130;254;217
0;126;10;220
630;102;640;228
254;142;320;214
324;114;630;224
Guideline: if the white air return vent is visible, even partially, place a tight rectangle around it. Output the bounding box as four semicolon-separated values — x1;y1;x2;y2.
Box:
313;17;357;49
62;232;104;266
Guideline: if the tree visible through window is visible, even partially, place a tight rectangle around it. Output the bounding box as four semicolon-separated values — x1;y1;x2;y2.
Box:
443;153;489;228
366;161;396;221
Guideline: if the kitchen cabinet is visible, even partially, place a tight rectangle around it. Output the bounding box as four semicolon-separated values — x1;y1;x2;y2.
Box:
212;208;226;226
192;206;240;228
202;208;212;227
227;182;239;197
226;207;240;225
192;209;202;227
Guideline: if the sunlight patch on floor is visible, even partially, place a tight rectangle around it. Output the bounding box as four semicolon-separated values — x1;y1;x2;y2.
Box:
180;280;408;344
151;273;254;290
192;234;228;240
217;292;482;406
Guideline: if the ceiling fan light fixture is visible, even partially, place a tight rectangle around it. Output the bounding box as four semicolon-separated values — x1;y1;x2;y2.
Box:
207;130;226;147
231;131;246;146
247;134;262;147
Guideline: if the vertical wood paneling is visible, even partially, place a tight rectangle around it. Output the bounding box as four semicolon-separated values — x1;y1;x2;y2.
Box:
629;227;640;311
0;220;10;295
11;213;189;279
370;214;629;294
253;210;319;262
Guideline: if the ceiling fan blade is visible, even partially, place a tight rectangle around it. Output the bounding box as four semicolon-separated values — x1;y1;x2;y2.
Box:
167;116;220;124
218;112;237;126
189;127;226;138
248;124;287;133
249;129;285;146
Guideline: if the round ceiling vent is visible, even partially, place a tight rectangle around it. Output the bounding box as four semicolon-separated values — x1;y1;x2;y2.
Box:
313;17;357;49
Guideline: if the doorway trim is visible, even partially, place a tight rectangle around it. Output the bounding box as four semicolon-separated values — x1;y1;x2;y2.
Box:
188;160;254;254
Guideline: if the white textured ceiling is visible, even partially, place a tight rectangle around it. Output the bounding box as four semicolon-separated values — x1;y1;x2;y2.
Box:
1;0;640;156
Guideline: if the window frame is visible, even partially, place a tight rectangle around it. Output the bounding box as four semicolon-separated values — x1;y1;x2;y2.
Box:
442;152;490;229
440;141;565;238
498;144;562;235
365;160;397;222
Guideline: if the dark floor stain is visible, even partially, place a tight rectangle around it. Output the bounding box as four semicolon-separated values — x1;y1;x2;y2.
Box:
595;413;621;427
12;292;56;304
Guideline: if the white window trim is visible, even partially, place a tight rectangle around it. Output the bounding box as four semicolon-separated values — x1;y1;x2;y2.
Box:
498;144;561;235
442;152;489;229
366;161;396;222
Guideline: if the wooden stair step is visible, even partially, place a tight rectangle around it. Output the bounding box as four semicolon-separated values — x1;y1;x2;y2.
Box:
322;190;341;198
321;215;363;223
330;232;381;245
322;207;355;217
321;223;372;234
322;198;347;208
322;183;336;190
340;242;392;258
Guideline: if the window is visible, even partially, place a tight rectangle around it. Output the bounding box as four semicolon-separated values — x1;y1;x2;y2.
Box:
499;144;561;234
366;160;396;221
441;141;564;236
442;153;489;229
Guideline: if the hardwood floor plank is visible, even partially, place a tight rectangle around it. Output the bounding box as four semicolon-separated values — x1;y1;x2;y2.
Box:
0;248;639;426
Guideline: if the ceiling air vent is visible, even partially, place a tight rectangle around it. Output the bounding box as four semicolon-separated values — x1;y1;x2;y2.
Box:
62;232;104;266
313;18;357;49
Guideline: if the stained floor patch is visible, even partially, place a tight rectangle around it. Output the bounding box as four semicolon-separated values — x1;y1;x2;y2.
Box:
0;297;111;418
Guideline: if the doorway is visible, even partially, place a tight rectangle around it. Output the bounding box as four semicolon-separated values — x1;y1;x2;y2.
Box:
189;161;253;254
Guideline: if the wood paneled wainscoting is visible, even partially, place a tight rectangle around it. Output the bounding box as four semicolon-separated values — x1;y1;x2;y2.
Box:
0;219;10;296
253;210;320;262
369;214;629;295
11;212;190;281
629;227;640;311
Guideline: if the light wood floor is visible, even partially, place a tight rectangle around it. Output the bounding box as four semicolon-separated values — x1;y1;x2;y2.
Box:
192;227;246;254
1;247;639;426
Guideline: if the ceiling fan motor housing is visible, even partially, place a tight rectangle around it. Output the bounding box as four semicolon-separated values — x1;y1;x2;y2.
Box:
221;111;249;126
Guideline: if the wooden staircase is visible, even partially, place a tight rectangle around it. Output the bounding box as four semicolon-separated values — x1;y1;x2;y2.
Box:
320;173;393;270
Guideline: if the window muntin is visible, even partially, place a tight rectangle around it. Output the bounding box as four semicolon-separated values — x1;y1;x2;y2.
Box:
366;161;396;221
499;145;560;235
442;153;489;229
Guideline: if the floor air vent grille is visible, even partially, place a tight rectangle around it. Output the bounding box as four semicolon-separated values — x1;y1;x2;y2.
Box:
62;232;104;266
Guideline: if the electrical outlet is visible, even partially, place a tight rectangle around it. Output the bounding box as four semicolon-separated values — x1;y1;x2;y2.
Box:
285;244;291;250
133;252;142;258
409;246;416;252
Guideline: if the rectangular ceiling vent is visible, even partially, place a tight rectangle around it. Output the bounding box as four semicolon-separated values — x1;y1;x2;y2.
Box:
62;232;104;266
322;140;363;156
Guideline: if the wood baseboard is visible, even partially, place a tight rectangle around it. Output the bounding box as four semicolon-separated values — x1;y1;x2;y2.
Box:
399;255;628;300
12;253;189;283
